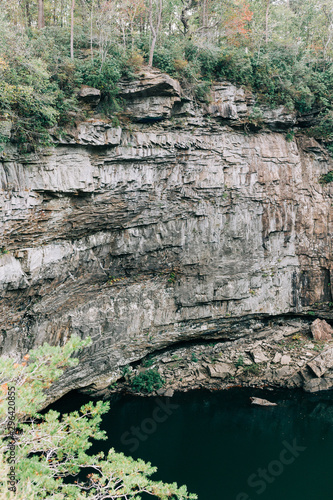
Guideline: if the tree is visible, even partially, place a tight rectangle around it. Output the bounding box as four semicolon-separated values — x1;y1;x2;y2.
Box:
0;336;197;499
38;0;45;28
265;0;270;43
224;0;253;45
70;0;75;59
148;0;163;67
180;0;193;36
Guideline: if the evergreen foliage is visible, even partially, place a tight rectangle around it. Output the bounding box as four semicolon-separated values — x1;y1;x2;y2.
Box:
0;336;197;499
130;369;165;393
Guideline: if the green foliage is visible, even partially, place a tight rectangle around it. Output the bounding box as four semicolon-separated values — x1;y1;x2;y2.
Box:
142;357;154;368
121;365;131;377
191;353;198;363
309;112;333;141
286;130;295;142
319;171;333;184
130;369;165;394
0;337;196;499
247;107;264;127
235;356;244;368
2;0;333;150
243;363;261;375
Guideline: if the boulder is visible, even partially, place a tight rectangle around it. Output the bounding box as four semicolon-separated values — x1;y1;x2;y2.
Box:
250;397;277;406
78;86;101;106
250;347;269;364
272;352;282;363
303;377;333;393
311;319;333;341
118;69;181;122
207;362;236;379
118;69;181;98
307;347;333;378
0;119;12;140
280;355;291;365
164;388;175;397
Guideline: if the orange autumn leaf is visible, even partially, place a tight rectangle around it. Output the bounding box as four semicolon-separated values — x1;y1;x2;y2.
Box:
224;0;253;44
1;383;8;394
23;354;30;360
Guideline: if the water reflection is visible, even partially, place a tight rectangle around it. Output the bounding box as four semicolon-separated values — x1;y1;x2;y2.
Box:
52;388;333;500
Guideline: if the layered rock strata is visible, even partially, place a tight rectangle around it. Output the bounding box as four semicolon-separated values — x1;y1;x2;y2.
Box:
0;70;332;401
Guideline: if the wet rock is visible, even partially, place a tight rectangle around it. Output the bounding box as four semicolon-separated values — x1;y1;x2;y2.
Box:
164;388;174;397
311;319;333;341
250;397;277;406
304;377;333;393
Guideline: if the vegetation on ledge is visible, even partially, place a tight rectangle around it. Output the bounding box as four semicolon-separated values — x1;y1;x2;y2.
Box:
1;0;333;150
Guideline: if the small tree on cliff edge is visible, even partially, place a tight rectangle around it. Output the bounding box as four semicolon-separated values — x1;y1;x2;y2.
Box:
0;335;197;500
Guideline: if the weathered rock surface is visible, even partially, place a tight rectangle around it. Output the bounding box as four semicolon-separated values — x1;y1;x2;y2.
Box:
307;347;333;378
100;322;333;398
250;397;277;406
208;82;297;129
78;86;101;104
118;69;181;121
207;362;236;379
311;318;333;340
0;70;332;402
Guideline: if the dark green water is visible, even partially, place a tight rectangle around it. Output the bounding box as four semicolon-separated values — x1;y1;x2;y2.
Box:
52;388;333;500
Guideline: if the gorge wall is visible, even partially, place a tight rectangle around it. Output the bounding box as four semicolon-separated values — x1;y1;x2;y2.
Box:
0;70;332;400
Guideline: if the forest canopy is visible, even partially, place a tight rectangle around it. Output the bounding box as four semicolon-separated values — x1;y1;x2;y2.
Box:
1;0;333;149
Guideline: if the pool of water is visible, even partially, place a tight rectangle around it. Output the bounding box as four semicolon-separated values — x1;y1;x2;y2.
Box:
52;388;333;500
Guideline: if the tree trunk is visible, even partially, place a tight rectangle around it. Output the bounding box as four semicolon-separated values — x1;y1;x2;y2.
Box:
70;0;75;59
60;0;64;27
90;0;94;61
265;0;270;44
148;0;163;67
202;0;206;28
38;0;45;29
180;0;193;36
25;0;32;27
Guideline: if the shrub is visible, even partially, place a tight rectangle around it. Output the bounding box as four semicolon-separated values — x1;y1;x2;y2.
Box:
319;171;333;184
243;363;261;375
235;356;244;368
174;59;188;71
191;353;198;363
130;369;165;393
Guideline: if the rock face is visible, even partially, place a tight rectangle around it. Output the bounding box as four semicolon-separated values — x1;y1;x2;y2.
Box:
118;69;181;121
208;82;297;129
78;86;101;107
311;319;333;340
0;70;332;401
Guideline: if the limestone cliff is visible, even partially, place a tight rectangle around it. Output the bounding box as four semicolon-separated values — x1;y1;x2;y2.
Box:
0;69;332;400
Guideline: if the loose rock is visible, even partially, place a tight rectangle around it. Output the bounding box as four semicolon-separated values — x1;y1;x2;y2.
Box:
311;319;333;341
